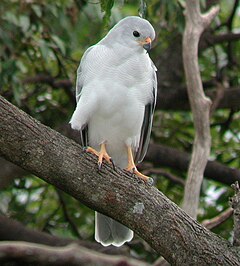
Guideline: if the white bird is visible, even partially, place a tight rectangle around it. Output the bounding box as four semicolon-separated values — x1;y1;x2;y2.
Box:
70;16;157;247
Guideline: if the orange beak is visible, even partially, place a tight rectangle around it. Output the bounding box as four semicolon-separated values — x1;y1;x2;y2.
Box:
142;37;152;51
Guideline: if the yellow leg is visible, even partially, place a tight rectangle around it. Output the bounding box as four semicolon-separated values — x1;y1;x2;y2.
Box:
125;146;150;182
86;144;113;170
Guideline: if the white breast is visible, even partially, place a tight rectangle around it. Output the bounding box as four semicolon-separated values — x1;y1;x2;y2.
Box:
71;45;154;168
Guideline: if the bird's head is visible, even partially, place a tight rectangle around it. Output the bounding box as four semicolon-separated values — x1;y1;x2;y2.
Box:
102;16;156;52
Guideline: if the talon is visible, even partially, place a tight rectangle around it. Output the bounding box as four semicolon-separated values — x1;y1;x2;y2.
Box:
147;177;154;186
98;161;102;171
110;158;116;171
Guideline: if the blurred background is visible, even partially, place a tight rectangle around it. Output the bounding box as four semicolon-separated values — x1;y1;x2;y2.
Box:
0;0;240;263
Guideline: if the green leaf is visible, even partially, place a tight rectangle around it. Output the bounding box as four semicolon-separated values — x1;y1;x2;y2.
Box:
16;61;28;74
39;39;51;60
100;0;114;24
32;4;42;17
3;11;18;25
19;15;30;32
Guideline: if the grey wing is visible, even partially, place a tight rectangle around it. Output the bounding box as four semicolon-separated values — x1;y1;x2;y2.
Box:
75;47;94;147
135;60;157;163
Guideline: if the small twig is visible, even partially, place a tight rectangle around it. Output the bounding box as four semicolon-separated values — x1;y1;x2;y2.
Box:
42;207;61;233
202;207;233;230
226;0;239;65
226;0;239;29
56;189;82;239
230;181;240;246
210;81;227;117
142;168;185;186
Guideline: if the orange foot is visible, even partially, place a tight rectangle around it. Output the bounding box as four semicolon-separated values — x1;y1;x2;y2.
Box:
125;146;152;184
86;144;114;170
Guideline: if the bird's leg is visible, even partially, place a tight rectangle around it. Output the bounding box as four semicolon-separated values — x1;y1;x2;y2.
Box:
86;144;113;170
125;146;149;182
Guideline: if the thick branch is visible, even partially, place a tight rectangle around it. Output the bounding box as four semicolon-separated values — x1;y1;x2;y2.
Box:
0;241;149;266
0;215;73;247
200;32;240;50
0;96;239;265
182;1;219;218
0;215;130;256
145;143;240;186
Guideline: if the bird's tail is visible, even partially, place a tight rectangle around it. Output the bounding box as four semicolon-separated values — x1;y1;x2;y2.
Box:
95;212;133;247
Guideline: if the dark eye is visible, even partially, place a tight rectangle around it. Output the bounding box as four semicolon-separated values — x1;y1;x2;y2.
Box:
133;31;140;37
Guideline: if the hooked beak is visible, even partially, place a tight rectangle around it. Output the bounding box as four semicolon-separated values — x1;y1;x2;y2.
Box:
142;37;152;52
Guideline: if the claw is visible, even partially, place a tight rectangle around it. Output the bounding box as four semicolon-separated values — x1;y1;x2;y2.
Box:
86;144;113;170
110;158;116;171
98;161;103;171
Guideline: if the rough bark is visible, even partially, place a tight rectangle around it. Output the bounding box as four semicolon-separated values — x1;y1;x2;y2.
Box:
182;1;219;218
0;98;240;265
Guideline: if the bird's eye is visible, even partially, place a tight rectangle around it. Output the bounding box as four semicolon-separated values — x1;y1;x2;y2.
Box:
133;31;140;37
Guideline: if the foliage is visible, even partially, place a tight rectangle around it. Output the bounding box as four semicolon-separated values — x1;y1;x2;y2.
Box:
0;0;240;262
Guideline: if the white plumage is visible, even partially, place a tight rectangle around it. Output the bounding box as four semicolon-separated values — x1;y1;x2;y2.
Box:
70;16;157;247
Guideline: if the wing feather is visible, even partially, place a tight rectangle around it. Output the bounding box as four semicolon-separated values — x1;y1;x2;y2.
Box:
134;60;157;163
75;46;94;147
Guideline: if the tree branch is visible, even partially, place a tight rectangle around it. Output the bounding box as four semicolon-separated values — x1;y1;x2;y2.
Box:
202;207;233;230
0;215;130;256
0;241;149;266
56;189;82;239
200;32;240;50
145;143;240;186
0;157;26;189
182;0;219;218
0;96;239;265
